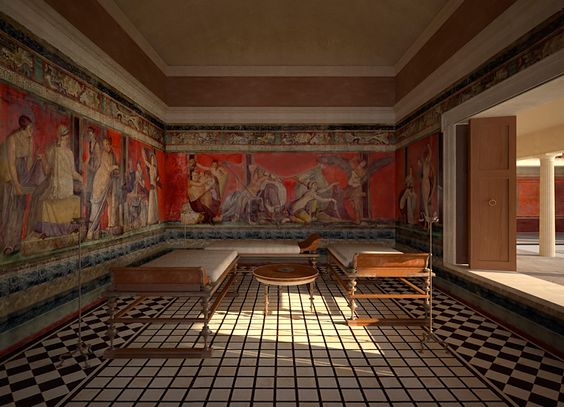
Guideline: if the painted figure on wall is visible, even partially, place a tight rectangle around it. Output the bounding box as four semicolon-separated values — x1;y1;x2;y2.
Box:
258;171;287;223
87;136;121;240
125;160;148;230
347;158;367;224
317;155;392;224
85;126;101;221
144;149;160;225
28;124;81;237
220;164;271;224
399;167;417;225
188;171;218;224
167;151;396;226
289;181;337;224
197;160;228;199
419;143;436;228
0;115;41;255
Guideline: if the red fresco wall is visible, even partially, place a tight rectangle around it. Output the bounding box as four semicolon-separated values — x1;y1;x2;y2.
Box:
156;149;166;220
164;153;188;221
368;151;396;220
517;176;564;232
164;151;395;224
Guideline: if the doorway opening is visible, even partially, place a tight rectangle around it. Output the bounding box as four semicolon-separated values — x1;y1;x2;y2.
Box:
441;52;564;306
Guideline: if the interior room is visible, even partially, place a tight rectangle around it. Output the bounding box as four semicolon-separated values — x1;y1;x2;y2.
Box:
0;0;563;406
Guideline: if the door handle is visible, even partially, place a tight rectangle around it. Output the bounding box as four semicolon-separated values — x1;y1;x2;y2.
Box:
488;199;497;207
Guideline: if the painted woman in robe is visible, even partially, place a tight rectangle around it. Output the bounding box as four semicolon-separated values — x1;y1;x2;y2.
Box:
144;149;159;225
29;124;81;237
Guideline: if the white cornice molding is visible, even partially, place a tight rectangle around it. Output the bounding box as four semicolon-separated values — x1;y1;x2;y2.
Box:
0;0;167;119
165;107;395;125
394;0;463;74
395;0;564;122
165;65;395;77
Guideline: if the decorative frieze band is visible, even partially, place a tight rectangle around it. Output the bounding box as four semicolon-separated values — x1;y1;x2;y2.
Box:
166;129;395;152
0;20;165;146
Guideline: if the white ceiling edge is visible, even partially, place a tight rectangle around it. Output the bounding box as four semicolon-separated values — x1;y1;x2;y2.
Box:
98;0;458;77
472;76;564;117
394;0;564;122
518;158;564;167
165;107;396;125
394;0;463;74
0;0;168;120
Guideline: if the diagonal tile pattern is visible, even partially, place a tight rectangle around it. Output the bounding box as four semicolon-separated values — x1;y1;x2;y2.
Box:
0;265;562;407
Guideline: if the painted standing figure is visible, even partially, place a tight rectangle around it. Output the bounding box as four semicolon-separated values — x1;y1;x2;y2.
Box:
419;144;435;228
348;159;367;224
143;149;159;225
0;115;41;255
85;126;101;220
87;137;120;240
399;167;417;225
29;124;82;237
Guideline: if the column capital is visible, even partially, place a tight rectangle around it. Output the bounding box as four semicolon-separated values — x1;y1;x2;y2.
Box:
538;152;562;161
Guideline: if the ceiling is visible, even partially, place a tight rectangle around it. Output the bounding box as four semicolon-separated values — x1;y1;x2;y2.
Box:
108;0;448;68
474;76;564;136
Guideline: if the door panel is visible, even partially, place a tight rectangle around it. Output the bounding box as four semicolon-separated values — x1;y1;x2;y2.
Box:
477;178;509;262
469;117;516;270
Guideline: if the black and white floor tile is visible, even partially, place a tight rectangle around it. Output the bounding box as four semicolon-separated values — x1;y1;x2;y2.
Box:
0;265;562;407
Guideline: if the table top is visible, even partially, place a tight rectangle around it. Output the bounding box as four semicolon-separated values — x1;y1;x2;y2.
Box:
253;263;318;284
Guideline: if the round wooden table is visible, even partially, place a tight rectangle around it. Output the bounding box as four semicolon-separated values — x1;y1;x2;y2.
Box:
253;263;319;315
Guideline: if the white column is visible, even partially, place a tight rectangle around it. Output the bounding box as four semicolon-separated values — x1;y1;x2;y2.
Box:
538;153;557;257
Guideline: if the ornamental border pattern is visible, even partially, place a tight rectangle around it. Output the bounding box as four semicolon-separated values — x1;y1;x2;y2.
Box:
165;129;395;152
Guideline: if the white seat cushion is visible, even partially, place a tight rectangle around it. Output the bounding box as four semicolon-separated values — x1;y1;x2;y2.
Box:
205;240;301;255
143;249;237;283
327;244;401;268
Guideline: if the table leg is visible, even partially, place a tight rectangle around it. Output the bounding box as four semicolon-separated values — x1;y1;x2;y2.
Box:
309;282;315;312
264;284;269;315
349;278;357;320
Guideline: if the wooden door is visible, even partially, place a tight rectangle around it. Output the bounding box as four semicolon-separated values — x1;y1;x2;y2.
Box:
469;117;516;270
456;124;469;264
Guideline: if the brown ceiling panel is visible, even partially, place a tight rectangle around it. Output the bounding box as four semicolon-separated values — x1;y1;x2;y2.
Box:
165;77;395;107
45;0;167;100
395;0;517;101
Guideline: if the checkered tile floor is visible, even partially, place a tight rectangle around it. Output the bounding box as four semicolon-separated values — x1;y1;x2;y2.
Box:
0;265;562;406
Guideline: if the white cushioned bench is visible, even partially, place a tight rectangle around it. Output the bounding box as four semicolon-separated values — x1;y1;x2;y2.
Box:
104;249;239;359
205;233;321;265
